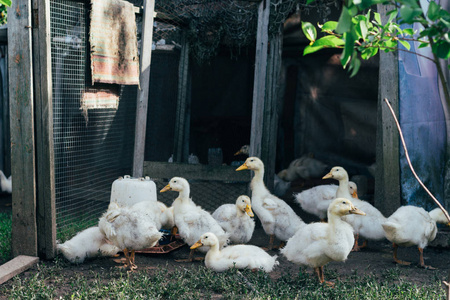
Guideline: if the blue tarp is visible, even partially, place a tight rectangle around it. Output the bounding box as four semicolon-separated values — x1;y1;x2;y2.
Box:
398;9;447;209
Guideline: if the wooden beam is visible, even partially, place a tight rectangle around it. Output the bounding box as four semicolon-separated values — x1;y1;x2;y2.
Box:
249;0;269;161
143;161;251;182
133;0;156;177
375;4;401;216
8;0;38;257
0;255;39;284
173;34;190;163
250;0;282;191
33;0;56;259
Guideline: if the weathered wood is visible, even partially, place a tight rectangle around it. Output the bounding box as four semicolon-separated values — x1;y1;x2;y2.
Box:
33;0;56;259
375;4;401;216
250;0;282;190
173;34;190;163
8;0;38;257
261;33;283;191
133;0;156;178
0;255;39;284
249;0;269;160
143;161;251;182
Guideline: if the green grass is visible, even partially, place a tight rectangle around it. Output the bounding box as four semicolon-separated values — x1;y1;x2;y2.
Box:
0;211;12;264
0;260;445;299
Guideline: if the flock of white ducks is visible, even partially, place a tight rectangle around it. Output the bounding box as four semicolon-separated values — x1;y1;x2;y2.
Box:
56;155;450;282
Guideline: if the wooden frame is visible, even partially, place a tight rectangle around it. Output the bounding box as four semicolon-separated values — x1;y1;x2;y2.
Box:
33;0;56;259
133;0;156;177
8;0;38;257
374;4;401;216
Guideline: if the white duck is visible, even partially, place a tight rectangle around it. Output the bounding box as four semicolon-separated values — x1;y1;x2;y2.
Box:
236;157;305;250
382;206;450;269
98;201;163;270
160;177;229;261
323;166;386;251
191;232;279;272
57;226;120;264
212;195;255;244
294;181;358;221
234;145;291;197
0;170;12;194
281;198;365;286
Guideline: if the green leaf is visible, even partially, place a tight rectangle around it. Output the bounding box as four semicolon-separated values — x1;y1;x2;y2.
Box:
436;41;450;59
313;35;345;47
400;5;423;24
341;29;357;67
321;21;339;32
427;1;441;21
356;19;368;40
0;0;11;6
418;42;429;48
374;12;382;25
387;9;398;23
306;0;316;4
402;28;414;36
399;39;411;50
302;22;317;43
336;6;353;34
303;45;325;55
349;56;361;78
360;47;378;59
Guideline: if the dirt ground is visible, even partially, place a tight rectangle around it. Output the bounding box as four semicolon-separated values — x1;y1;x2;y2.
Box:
1;190;450;288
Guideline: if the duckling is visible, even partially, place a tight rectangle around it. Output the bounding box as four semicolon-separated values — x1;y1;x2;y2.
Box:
212;195;255;244
191;232;279;272
98;201;163;270
294;181;358;221
323;166;386;251
382;206;450;269
160;177;229;262
57;226;120;264
281;198;365;286
236;157;305;250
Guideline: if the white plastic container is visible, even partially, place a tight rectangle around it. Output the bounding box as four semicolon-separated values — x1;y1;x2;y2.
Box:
110;175;157;206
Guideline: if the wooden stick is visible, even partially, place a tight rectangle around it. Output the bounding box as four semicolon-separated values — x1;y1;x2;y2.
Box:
444;271;450;300
383;98;450;223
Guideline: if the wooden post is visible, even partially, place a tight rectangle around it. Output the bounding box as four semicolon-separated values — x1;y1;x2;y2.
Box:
8;0;38;257
32;0;56;259
250;0;282;190
133;0;155;178
375;4;401;215
173;34;190;163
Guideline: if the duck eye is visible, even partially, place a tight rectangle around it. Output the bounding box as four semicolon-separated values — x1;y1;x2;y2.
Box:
173;180;177;183
205;236;208;239
342;201;346;204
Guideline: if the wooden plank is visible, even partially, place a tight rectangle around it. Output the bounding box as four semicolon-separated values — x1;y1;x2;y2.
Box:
133;0;156;178
250;0;282;190
261;33;283;191
8;0;38;257
33;0;56;259
173;34;190;163
0;255;39;285
249;0;269;160
143;161;251;182
374;4;401;216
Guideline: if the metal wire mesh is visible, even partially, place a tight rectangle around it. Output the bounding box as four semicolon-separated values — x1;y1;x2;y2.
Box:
154;178;250;212
50;0;137;240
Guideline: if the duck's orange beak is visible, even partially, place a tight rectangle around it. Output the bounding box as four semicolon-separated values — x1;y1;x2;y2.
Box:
349;206;365;216
236;163;248;171
190;240;203;250
245;204;254;217
322;172;332;179
160;184;171;193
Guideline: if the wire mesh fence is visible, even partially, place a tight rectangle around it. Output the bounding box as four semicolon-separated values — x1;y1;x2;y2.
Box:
50;0;137;240
154;178;250;213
